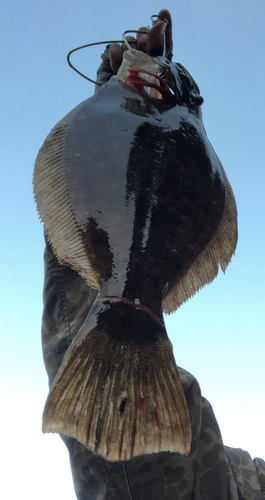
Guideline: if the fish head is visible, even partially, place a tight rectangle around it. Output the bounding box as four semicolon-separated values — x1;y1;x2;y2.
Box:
116;49;203;109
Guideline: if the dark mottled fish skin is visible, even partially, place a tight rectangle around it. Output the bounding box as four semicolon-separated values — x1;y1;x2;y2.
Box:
33;51;237;462
63;76;225;305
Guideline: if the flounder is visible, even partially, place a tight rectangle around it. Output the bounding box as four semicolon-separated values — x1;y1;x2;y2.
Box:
33;49;237;461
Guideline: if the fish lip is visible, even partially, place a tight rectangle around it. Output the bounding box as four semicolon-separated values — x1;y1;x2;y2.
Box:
124;69;176;101
116;49;176;102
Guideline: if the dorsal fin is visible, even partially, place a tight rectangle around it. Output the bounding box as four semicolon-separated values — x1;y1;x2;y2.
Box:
33;103;101;290
163;160;237;314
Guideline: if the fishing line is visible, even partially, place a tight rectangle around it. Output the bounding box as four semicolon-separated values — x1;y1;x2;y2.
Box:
67;14;170;84
67;40;123;85
123;461;135;500
67;33;148;85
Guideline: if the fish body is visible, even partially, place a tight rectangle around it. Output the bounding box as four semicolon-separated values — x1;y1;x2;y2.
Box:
33;50;237;461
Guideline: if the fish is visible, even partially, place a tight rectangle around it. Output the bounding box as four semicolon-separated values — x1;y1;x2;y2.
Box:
33;49;237;462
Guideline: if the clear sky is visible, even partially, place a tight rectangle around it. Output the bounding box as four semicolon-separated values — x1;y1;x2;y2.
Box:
1;1;264;499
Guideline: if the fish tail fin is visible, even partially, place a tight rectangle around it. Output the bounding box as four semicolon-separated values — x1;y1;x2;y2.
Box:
43;301;191;461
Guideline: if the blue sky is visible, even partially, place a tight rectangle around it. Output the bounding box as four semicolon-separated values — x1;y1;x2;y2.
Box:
1;1;264;498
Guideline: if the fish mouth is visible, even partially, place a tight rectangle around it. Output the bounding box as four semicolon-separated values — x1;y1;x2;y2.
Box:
124;69;174;100
117;49;175;101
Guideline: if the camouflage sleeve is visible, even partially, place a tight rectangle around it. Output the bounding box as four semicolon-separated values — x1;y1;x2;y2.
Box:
41;234;97;386
94;46;114;93
41;255;265;500
225;447;265;499
254;458;265;497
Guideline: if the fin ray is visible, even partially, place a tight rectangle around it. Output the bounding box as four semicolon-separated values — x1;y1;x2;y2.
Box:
33;103;101;289
43;315;191;461
163;160;238;314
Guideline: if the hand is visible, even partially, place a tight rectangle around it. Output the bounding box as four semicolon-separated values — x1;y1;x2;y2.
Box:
108;9;173;74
